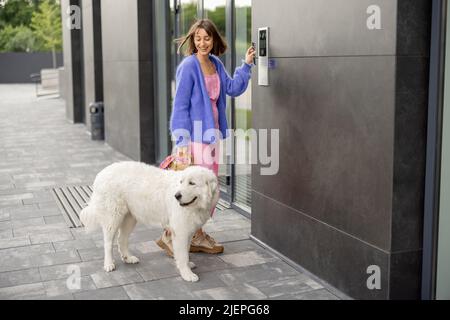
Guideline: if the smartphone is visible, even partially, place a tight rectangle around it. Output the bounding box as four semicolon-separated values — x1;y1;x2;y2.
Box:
252;42;256;65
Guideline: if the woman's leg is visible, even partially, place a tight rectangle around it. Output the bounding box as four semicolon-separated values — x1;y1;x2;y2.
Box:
190;141;223;253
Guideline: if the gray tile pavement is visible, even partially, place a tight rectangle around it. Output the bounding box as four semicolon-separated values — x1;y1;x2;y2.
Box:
0;85;344;300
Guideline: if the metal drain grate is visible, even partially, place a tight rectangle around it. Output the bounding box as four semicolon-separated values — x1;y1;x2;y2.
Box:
51;186;92;228
52;185;228;228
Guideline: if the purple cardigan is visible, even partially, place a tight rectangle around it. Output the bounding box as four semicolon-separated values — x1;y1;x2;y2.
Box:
170;54;252;146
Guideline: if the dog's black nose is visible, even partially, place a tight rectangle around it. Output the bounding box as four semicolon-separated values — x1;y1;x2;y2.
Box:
175;192;182;200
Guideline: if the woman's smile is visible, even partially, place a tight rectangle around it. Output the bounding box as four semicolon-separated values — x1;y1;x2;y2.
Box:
194;28;213;55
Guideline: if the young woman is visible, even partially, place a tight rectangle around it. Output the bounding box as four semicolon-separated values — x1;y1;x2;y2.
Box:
157;19;255;256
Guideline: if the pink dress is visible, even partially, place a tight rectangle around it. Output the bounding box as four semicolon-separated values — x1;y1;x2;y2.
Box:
191;71;221;215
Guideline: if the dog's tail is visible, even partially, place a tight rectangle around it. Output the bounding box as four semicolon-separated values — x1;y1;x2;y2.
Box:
80;204;99;233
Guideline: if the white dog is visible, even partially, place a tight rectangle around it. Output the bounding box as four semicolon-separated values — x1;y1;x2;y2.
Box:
80;161;219;282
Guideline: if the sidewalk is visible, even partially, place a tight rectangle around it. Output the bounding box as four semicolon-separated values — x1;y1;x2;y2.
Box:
0;84;343;300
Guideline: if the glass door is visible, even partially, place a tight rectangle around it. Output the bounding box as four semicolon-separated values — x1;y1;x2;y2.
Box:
170;0;199;85
203;0;233;202
232;0;252;213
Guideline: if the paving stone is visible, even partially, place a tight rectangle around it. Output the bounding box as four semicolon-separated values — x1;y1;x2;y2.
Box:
0;268;41;289
18;181;56;190
43;275;96;297
184;270;229;291
0;199;22;207
9;207;60;220
293;288;340;300
130;241;161;254
0;243;55;260
36;293;75;300
53;239;97;252
44;215;65;225
0;236;30;249
189;254;233;274
219;250;278;267
11;173;41;180
30;230;74;244
215;261;301;286
0;184;14;192
248;274;322;298
124;277;198;300
0;229;13;239
213;210;249;221
0;250;78;273
77;247;107;261
193;283;267;300
13;223;69;237
134;252;180;281
0;168;23;175
209;228;251;243
90;268;144;288
71;228;103;240
11;217;46;229
0;188;30;196
203;218;251;233
0;212;10;222
220;239;264;254
0;221;12;231
36;202;60;211
0;282;46;300
0;193;34;202
128;228;163;243
270;288;340;300
74;286;130;300
39;260;104;281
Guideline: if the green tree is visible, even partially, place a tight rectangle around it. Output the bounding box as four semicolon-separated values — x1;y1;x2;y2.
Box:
0;24;37;51
0;0;39;29
205;6;226;37
30;0;61;67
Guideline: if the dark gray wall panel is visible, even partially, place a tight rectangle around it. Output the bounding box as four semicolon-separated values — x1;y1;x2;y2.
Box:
252;0;397;57
396;0;432;57
82;0;103;133
61;0;74;122
101;0;138;62
138;60;156;164
389;250;422;299
82;0;95;131
61;0;83;123
103;60;140;160
391;56;429;252
252;56;395;250
100;0;155;163
251;191;390;299
137;0;156;164
101;0;138;152
92;0;103;103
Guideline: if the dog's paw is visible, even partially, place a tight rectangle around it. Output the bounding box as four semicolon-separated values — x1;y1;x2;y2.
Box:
181;270;199;282
123;256;140;264
104;263;116;272
188;261;196;269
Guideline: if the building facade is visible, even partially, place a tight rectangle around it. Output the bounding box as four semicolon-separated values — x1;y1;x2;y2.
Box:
60;0;450;299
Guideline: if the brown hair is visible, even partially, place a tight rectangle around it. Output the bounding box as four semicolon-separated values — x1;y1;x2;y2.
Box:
175;19;228;56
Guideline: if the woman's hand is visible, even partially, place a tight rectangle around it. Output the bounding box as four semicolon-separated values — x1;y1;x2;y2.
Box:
173;146;191;170
245;45;256;65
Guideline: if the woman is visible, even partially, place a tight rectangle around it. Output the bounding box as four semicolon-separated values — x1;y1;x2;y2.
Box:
157;19;255;256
